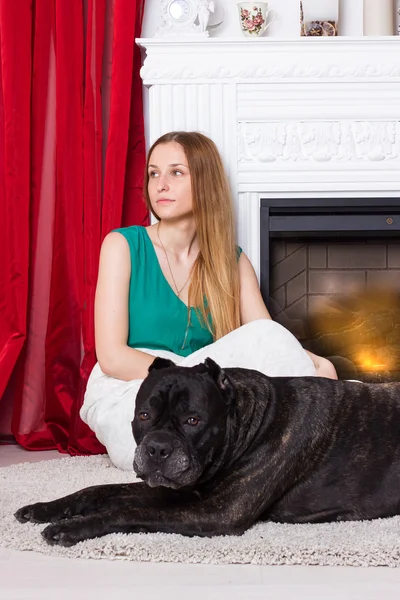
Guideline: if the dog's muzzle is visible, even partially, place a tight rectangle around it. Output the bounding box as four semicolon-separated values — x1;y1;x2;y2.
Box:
133;432;201;489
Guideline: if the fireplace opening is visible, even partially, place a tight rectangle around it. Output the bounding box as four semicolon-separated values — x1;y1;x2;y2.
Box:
260;198;400;383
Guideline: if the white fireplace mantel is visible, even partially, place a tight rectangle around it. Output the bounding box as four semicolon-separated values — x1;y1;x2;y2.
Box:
137;37;400;275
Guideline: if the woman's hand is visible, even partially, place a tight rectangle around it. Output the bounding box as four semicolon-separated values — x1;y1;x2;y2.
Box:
305;350;338;380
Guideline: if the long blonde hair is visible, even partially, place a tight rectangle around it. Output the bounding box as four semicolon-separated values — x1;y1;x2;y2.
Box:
144;131;241;340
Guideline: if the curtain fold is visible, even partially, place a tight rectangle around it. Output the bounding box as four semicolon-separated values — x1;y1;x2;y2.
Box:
0;0;148;454
0;1;31;399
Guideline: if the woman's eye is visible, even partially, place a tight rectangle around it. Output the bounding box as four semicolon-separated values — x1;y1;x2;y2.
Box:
172;170;183;176
139;412;150;421
149;171;158;178
187;417;199;426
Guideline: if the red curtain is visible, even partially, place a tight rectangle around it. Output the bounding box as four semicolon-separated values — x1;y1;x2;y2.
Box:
0;0;148;454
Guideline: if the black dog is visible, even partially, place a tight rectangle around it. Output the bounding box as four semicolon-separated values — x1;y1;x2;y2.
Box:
15;357;400;547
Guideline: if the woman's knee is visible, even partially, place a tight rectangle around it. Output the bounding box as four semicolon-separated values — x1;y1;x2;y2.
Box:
237;319;269;333
238;318;285;339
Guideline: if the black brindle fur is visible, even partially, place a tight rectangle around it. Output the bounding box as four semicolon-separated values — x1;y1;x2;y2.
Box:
15;357;400;546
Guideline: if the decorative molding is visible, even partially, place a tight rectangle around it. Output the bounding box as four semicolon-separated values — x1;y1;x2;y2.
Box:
238;121;400;163
137;37;400;82
141;63;400;81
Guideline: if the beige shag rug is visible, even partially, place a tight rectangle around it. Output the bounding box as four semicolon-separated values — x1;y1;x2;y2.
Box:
1;455;400;567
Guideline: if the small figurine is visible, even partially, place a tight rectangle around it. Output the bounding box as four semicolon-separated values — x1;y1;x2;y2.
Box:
198;0;214;33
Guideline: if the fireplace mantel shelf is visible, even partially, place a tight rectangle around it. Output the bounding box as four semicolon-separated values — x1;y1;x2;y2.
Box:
137;36;400;82
138;36;400;47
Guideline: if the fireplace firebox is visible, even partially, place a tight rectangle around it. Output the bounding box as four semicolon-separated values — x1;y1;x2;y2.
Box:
260;198;400;382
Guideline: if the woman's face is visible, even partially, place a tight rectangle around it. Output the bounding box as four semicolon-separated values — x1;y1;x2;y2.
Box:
147;142;193;221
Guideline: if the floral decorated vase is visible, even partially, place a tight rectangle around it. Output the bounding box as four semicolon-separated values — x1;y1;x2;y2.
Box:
237;2;277;37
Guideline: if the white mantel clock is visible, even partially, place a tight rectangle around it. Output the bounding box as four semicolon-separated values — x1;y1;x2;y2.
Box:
155;0;215;37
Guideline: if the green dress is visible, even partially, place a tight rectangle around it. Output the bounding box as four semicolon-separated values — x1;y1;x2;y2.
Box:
114;226;214;357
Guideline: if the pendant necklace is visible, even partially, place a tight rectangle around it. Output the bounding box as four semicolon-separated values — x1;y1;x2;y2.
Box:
157;223;192;298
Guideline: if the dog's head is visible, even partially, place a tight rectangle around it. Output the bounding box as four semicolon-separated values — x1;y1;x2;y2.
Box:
132;357;236;490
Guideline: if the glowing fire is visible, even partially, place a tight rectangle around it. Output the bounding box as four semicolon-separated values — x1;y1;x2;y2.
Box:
356;353;388;372
304;288;399;379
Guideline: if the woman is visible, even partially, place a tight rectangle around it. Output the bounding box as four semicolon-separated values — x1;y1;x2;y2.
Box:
81;131;337;470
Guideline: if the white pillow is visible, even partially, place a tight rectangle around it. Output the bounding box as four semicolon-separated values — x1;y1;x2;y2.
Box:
179;319;316;377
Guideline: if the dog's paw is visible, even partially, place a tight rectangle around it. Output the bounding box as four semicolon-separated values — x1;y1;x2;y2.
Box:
14;503;51;524
41;522;83;547
14;501;74;524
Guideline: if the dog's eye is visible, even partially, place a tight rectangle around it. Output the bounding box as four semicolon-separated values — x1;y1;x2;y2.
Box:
139;412;150;421
187;417;199;426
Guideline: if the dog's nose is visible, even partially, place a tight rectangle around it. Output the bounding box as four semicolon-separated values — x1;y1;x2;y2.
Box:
146;439;173;461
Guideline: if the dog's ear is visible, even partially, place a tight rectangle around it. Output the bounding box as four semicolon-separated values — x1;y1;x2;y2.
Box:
148;357;176;373
203;358;236;405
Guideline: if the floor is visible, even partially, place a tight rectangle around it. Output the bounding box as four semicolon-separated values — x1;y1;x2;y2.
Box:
1;446;400;600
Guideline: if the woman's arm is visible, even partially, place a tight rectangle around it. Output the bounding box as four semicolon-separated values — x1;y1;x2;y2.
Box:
238;252;337;380
94;232;156;381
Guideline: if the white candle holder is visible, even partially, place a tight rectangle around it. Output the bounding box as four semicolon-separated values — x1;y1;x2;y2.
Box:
363;0;395;36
